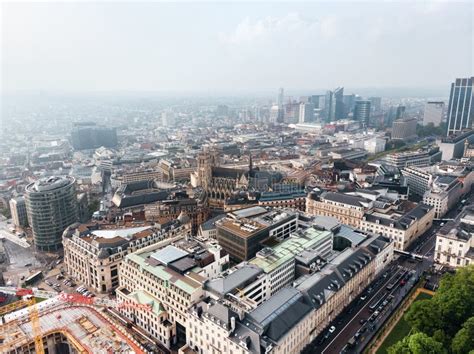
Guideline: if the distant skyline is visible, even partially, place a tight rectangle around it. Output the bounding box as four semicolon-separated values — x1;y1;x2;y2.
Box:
2;1;473;93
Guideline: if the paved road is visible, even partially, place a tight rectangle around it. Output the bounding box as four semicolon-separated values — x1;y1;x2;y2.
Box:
312;221;441;354
0;220;29;248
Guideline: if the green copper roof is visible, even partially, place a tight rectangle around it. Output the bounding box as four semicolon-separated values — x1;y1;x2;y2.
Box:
249;228;332;274
126;251;201;295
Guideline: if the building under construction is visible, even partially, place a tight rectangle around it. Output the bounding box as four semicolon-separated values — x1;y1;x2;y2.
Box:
0;290;148;354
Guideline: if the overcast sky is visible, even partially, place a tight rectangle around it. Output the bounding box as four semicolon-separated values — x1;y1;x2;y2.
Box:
2;1;473;93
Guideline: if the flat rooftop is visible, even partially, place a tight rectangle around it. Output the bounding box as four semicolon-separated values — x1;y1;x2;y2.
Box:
249;228;333;274
218;208;298;239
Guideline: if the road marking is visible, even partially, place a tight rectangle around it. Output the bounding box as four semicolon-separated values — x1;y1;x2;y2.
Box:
321;267;403;354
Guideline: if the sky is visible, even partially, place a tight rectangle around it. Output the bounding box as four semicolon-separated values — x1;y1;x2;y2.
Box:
1;1;473;94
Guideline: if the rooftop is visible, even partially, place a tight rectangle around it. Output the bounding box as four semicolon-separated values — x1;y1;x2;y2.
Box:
249;228;333;274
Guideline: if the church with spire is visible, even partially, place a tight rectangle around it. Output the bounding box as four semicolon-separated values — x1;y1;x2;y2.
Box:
191;147;283;209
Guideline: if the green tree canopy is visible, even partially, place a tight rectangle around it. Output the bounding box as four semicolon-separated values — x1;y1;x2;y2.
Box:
390;266;474;353
388;332;447;354
451;316;474;354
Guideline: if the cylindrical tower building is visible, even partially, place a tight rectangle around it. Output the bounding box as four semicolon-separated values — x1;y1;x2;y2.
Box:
25;176;79;251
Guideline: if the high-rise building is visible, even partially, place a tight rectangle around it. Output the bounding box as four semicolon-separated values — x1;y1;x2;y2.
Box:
309;95;323;108
277;87;284;108
324;90;335;122
447;77;474;136
25;176;79;251
298;102;315;123
423;101;445;126
71;122;118;150
354;100;371;127
396;105;406;120
391;118;418;140
334;87;345;119
368;97;382;112
9;197;28;228
343;94;356;117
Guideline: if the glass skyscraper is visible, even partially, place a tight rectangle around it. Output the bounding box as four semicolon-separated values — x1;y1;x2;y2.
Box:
447;77;474;136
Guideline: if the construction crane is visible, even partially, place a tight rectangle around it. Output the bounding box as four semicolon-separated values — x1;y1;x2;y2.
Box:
0;286;151;353
0;287;45;354
0;287;150;352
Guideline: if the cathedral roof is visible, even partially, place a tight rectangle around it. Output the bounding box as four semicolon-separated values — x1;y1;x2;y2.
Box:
212;167;247;179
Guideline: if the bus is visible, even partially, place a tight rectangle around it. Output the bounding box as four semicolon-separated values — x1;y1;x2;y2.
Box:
369;292;387;312
386;270;407;290
24;271;43;286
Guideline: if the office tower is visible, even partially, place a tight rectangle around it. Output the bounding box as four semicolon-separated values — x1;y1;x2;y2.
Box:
71;122;118;150
25;176;79;251
270;105;281;123
325;90;335;122
9;197;28;228
368;97;382;112
334;87;345;119
391;118;418;140
396;105;406;120
423;101;445;126
277;88;284;108
309;95;322;108
298;102;315;123
343;94;356;117
284;101;300;124
447;77;474;136
354;100;371;127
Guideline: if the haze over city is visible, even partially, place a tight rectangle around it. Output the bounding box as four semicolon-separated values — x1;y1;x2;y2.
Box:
2;1;473;93
1;1;474;354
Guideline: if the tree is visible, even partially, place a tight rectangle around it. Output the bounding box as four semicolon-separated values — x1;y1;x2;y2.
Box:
393;266;474;352
404;266;474;338
451;317;474;354
1;208;11;219
405;299;440;336
388;333;447;354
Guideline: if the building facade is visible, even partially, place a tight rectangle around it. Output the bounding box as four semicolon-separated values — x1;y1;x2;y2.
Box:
360;203;434;251
185;235;393;354
354;100;371;127
306;191;369;228
435;208;474;267
116;237;229;348
391;118;417;140
63;219;192;293
216;207;299;261
447;77;474;136
423;101;445;127
9;196;28;228
25;176;79;251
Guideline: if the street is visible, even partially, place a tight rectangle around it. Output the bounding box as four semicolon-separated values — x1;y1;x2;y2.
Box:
308;219;441;354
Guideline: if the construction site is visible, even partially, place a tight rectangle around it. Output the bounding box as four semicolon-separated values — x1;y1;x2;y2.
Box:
0;287;150;354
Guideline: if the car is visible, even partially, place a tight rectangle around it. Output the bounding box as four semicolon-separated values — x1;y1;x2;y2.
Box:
383;272;388;278
360;295;367;301
367;287;373;294
45;280;53;286
24;263;32;267
373;310;380;318
328;326;336;334
359;318;367;324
